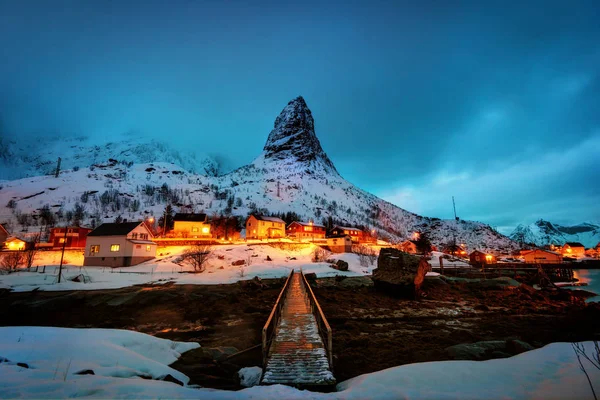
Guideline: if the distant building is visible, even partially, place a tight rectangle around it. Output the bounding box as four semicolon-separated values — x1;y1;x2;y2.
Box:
246;215;286;239
326;235;352;253
330;226;373;243
522;249;562;264
3;236;27;251
561;242;585;258
442;244;467;257
48;226;93;249
0;224;9;246
469;250;496;266
398;240;418;254
172;213;211;238
83;221;157;267
287;221;326;241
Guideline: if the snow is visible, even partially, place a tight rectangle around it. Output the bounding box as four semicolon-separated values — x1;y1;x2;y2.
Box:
0;244;376;292
1;327;599;399
428;251;471;268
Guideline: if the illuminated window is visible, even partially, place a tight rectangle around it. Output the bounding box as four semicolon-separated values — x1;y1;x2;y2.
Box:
202;226;209;234
132;233;138;239
90;245;100;255
146;245;151;252
192;227;199;232
59;238;66;243
110;244;120;252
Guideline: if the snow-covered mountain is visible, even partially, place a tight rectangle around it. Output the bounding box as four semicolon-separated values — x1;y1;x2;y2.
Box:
0;132;224;180
0;96;516;251
510;219;600;248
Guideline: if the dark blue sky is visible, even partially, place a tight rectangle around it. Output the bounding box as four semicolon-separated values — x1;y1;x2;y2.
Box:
1;0;599;232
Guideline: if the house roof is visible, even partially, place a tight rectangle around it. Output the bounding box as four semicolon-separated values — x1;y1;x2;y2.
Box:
470;250;490;256
128;239;156;245
88;222;146;237
5;236;26;242
333;225;363;232
251;215;285;223
289;221;325;228
173;213;207;222
564;242;585;248
0;224;9;235
522;249;561;256
51;226;93;230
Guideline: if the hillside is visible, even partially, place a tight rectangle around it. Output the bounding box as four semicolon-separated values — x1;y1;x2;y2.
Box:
0;97;516;251
510;219;600;248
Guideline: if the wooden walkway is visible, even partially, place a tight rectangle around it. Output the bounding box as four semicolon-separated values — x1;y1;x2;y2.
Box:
261;272;335;387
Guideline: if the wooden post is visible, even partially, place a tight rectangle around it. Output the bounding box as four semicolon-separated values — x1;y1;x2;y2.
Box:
439;256;444;275
57;227;68;283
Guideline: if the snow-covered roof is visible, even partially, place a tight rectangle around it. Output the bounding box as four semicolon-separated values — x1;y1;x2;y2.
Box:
128;239;156;245
334;225;364;232
88;222;145;237
252;215;285;223
289;221;325;228
521;249;561;256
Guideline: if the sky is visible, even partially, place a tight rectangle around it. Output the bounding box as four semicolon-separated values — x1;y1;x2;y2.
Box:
1;0;599;233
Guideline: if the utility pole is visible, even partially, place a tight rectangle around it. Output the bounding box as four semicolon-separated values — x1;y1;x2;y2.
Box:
55;157;62;178
57;227;68;283
452;196;458;221
162;206;168;237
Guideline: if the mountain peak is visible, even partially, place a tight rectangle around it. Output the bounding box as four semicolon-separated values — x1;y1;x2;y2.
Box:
260;96;339;176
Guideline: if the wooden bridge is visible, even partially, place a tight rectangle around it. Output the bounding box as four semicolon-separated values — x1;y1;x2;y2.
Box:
261;269;335;388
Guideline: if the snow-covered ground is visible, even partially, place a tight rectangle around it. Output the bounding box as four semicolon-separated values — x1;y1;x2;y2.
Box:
0;244;376;292
428;251;471;268
1;327;598;399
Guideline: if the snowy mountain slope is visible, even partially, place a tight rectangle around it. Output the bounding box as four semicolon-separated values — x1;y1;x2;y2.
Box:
510;219;600;248
0;132;223;180
0;97;516;251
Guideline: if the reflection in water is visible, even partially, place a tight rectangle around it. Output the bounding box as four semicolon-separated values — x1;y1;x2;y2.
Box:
573;269;600;302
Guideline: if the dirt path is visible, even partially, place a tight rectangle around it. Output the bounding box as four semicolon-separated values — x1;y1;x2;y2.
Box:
1;276;599;390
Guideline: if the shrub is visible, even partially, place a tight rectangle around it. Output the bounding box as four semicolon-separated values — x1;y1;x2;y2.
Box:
183;245;213;273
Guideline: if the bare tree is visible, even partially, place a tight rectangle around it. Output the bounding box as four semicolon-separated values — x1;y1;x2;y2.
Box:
24;234;40;268
183;245;213;273
572;341;600;400
1;251;23;273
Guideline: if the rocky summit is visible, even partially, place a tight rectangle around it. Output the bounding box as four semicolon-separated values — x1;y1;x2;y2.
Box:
258;96;339;176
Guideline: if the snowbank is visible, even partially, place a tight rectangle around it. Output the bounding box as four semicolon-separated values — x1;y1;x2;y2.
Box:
1;327;599;399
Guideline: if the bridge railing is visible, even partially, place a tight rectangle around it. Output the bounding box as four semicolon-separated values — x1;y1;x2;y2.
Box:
300;271;334;370
261;269;294;367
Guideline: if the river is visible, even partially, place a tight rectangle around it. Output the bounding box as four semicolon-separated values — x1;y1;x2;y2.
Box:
573;269;600;302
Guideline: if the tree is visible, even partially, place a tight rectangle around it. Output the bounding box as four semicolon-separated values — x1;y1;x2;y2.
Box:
158;204;175;235
415;232;433;255
72;202;86;226
183;245;213;273
1;251;23;273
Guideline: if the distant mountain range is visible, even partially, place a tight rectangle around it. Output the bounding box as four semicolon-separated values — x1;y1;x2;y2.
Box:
509;220;600;248
0;96;517;251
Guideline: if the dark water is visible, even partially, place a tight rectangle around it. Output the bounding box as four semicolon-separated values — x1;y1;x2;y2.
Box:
573;269;600;302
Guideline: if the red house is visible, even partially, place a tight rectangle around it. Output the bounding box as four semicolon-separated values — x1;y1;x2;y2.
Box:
286;221;326;241
49;226;93;249
330;226;374;243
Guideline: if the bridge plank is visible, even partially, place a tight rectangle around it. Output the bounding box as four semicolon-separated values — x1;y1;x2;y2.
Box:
262;272;335;386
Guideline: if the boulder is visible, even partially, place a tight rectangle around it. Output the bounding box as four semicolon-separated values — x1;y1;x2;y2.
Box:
232;260;245;266
75;369;95;375
304;272;317;281
445;341;507;360
238;366;263;387
506;339;534;354
372;249;431;298
161;374;184;386
265;255;272;261
331;260;349;271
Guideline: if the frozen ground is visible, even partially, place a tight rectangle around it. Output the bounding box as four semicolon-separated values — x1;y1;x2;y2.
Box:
1;327;598;399
0;244;377;292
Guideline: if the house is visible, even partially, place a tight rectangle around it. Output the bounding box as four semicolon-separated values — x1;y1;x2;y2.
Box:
3;236;27;251
287;221;326;241
442;244;467;257
522;249;562;264
83;221;157;267
48;226;93;249
245;215;286;239
330;226;373;243
172;213;211;238
561;242;585;258
0;224;9;246
327;235;352;253
398;240;418;254
469;250;496;266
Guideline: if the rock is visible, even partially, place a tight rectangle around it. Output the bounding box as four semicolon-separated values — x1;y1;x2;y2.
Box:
217;255;225;260
161;374;184;386
331;260;349;271
506;339;534;354
446;341;507;360
490;351;511;358
373;249;431;298
265;255;272;261
16;362;29;369
75;369;95;375
338;276;374;288
238;366;263;387
232;260;245;266
304;272;317;281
